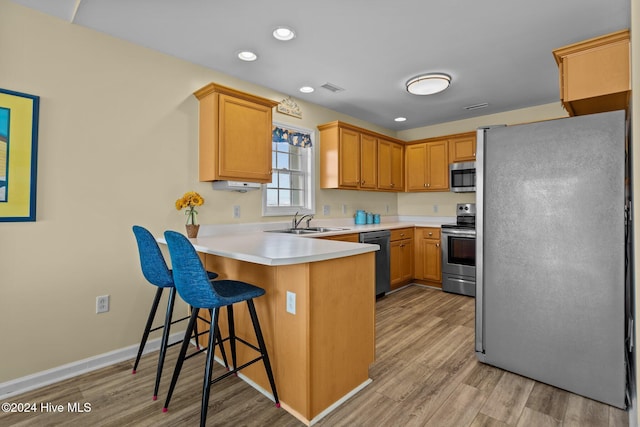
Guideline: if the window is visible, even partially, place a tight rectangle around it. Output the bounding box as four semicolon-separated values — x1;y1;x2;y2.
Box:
262;123;315;216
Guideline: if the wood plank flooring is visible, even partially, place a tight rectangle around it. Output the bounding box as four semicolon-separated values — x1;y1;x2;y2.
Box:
0;285;629;426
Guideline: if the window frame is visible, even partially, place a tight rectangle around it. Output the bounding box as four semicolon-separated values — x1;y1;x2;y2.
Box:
262;122;315;217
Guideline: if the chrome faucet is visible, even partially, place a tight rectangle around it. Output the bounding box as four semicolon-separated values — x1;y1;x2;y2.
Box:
292;211;314;229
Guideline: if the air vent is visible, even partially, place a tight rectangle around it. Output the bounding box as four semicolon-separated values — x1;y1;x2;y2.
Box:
320;82;345;93
464;103;489;111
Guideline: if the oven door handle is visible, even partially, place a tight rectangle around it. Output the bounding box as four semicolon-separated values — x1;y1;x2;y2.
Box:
441;228;476;238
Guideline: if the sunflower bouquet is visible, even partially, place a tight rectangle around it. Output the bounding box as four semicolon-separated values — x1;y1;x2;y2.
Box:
175;191;204;225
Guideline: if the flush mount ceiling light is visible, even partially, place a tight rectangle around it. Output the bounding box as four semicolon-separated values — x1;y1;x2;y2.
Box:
299;86;314;93
273;27;295;41
406;73;451;95
394;117;407;122
237;50;258;61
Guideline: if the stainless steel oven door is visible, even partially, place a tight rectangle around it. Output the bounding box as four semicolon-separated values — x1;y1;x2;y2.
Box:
441;228;476;278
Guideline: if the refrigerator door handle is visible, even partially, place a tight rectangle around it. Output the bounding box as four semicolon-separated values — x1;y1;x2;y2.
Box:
475;127;486;356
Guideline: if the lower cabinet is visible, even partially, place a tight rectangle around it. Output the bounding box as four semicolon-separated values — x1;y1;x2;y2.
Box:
320;233;360;242
414;227;442;287
390;228;414;290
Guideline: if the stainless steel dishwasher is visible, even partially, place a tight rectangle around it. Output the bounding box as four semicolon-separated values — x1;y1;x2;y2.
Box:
359;230;391;297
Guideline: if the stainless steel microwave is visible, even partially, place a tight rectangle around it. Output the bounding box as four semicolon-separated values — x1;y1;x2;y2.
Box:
449;162;476;192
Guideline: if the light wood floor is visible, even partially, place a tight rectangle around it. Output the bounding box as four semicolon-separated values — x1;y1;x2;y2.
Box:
0;285;629;426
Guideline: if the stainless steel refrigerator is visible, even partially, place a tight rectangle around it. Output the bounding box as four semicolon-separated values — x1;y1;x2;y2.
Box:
475;110;630;409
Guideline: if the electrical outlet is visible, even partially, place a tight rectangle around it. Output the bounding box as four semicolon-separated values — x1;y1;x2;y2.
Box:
386;204;390;213
341;204;347;214
323;205;330;215
286;291;296;315
433;204;439;213
96;295;110;314
233;205;240;218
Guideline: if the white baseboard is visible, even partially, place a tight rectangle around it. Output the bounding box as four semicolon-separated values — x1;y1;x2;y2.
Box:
0;331;185;399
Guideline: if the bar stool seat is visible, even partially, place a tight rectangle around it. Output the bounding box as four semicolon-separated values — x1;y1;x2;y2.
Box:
131;225;223;401
162;230;279;427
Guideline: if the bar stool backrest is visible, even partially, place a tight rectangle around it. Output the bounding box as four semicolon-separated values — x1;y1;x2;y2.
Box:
132;225;173;288
164;230;224;308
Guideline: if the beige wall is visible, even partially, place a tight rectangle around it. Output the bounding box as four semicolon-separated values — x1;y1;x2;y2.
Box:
0;2;400;383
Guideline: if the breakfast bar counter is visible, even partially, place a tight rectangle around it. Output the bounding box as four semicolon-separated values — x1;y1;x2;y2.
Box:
161;231;378;425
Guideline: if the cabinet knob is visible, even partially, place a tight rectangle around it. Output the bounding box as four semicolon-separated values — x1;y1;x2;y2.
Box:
428;232;433;236
361;180;365;185
400;233;405;237
424;183;428;187
390;183;394;187
436;243;440;247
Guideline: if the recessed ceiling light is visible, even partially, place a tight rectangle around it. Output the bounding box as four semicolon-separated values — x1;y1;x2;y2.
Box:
406;73;451;95
394;117;407;122
299;86;314;93
237;51;258;61
273;27;295;41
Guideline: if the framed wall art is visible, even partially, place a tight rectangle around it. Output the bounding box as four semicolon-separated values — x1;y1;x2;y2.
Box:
0;88;40;222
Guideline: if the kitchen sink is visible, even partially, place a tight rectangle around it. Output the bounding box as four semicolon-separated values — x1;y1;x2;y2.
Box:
265;227;350;234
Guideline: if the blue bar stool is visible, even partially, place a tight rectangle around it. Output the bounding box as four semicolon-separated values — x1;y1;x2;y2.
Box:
162;230;280;426
131;225;224;401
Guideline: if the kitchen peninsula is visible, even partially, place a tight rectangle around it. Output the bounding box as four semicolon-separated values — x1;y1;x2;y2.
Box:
160;230;378;425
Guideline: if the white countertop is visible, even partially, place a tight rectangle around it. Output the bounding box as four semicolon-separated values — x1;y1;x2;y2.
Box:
159;216;453;267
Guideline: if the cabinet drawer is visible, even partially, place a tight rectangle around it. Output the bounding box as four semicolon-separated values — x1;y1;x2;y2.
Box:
419;227;440;240
390;228;414;242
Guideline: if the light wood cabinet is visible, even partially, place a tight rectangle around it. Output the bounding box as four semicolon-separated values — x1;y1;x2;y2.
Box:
194;83;278;183
360;133;378;189
319;121;407;191
390;228;413;289
414;227;442;286
320;121;378;189
552;29;630;116
448;133;476;163
320;233;360;243
378;138;404;191
405;139;449;191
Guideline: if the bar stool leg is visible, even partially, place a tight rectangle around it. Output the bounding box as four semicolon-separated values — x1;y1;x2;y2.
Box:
200;308;218;427
133;288;164;374
246;299;280;407
211;309;230;370
192;305;201;351
162;308;199;413
153;287;176;400
226;305;237;373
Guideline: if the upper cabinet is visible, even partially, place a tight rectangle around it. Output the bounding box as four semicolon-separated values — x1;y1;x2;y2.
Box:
194;83;278;183
319;121;403;191
378;138;404;191
448;132;476;163
405;139;449;191
552;29;630;117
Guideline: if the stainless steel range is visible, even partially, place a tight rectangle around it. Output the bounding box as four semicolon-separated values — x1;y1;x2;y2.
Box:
441;203;476;297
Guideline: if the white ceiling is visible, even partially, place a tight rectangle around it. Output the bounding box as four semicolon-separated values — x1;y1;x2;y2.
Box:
11;0;630;131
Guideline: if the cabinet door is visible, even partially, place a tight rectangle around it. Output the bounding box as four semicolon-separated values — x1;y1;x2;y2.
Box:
399;238;414;283
339;128;360;188
390;142;404;190
425;140;449;190
378;139;402;191
360;133;377;189
421;238;441;282
218;94;273;182
390;240;402;288
405;143;427;191
449;135;476;162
